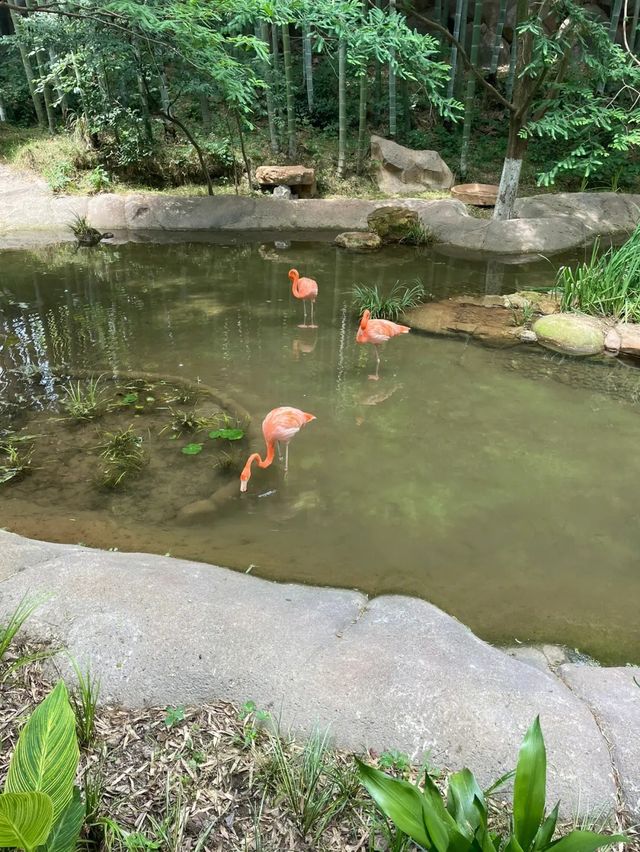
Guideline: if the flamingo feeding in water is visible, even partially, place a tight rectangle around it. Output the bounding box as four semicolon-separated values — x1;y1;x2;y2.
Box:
356;309;410;380
240;406;316;493
288;268;318;328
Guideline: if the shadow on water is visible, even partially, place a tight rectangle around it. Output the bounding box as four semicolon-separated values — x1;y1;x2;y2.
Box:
1;237;639;664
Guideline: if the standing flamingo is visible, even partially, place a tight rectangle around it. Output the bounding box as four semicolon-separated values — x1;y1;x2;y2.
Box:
356;309;410;380
288;268;318;328
240;406;316;493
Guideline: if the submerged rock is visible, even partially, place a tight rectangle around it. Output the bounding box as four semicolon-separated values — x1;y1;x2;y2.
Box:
334;231;382;251
370;135;453;194
532;313;607;357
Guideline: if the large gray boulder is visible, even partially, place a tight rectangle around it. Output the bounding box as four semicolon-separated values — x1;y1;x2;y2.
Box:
517;192;640;238
370;135;454;194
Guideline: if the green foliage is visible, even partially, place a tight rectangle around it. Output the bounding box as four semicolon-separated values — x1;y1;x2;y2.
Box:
236;700;270;748
164;706;185;728
358;717;626;852
0;792;53;851
263;729;356;840
61;376;104;420
98;427;146;487
0;433;34;486
352;280;425;320
0;594;45;664
558;225;640;321
181;442;203;455
69;661;101;749
209;427;244;441
1;681;82;852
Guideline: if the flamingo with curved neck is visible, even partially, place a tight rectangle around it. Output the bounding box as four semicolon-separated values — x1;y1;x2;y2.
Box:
240;406;316;492
288;268;318;328
356;309;410;380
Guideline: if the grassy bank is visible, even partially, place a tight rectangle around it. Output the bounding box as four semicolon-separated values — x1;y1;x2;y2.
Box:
0;118;602;201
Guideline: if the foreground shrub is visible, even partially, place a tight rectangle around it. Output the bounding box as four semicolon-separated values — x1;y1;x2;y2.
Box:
357;717;625;852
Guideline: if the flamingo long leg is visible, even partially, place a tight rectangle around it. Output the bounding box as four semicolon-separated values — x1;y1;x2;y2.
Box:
284;443;289;474
310;300;316;327
302;302;307;327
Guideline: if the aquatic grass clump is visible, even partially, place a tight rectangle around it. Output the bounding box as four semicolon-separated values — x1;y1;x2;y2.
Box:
558;224;640;321
352;279;425;321
98;426;146;488
397;222;437;247
0;432;34;485
61;376;104;421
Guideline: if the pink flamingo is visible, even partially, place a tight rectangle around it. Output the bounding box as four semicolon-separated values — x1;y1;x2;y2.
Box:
240;406;316;493
356;309;410;380
288;268;318;328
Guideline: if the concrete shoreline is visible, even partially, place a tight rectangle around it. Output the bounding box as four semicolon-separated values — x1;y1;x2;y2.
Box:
1;164;639;256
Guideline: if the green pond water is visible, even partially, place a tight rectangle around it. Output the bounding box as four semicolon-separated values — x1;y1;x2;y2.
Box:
1;236;640;664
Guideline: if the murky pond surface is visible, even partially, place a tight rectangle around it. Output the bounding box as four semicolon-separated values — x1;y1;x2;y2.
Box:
1;236;640;664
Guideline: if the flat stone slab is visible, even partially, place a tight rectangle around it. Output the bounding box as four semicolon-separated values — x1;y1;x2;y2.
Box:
0;529;618;817
559;664;640;818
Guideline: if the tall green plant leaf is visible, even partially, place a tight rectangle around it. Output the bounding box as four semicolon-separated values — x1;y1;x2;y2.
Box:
533;802;559;851
356;759;430;848
0;791;53;850
421;773;471;852
42;787;84;852
513;718;546;852
5;681;79;824
547;831;626;852
447;769;486;833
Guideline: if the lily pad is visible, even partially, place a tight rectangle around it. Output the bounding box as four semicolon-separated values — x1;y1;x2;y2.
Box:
181;443;204;455
120;392;139;405
209;428;244;441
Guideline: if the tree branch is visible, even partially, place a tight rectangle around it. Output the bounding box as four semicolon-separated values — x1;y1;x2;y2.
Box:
402;4;517;112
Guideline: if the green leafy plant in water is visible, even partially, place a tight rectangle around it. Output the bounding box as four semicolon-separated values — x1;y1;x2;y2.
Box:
507;300;536;328
0;433;34;485
397;222;437;247
357;716;626;852
61;376;104;421
352;280;426;321
97;427;145;488
181;442;203;455
0;680;83;852
208;427;244;441
558;224;640;322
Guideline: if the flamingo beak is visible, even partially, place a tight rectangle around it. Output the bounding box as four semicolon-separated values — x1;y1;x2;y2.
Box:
304;413;317;423
240;479;248;493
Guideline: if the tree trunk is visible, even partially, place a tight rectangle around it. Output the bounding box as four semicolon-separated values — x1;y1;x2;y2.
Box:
0;91;6;122
357;71;368;173
505;30;517;100
632;0;640;52
9;7;46;128
460;0;482;177
447;0;464;99
609;0;623;42
26;0;55;132
455;0;469;95
490;0;507;74
389;0;397;138
258;21;279;154
337;37;347;178
374;0;382;124
159;109;213;195
199;95;212;133
303;25;314;111
281;22;296;158
493;133;526;221
401;77;411;138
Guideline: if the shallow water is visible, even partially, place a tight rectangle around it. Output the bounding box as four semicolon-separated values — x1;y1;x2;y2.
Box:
1;237;640;664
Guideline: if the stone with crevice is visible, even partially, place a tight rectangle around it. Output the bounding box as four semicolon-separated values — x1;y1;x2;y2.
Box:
0;529;619;817
370;135;454;194
558;664;640;818
334;231;382;251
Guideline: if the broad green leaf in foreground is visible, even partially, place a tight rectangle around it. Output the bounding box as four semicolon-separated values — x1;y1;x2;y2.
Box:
356;758;430;848
209;428;244;441
547;831;627;852
0;791;53;850
513;717;546;852
42;787;85;852
5;681;79;824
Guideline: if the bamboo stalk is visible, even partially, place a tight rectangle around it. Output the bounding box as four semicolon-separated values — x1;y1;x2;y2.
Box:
337;37;347;178
8;6;46;128
258;21;279;154
389;0;397;138
490;0;507;74
303;25;314;111
447;0;464;99
281;22;296;158
460;0;482;176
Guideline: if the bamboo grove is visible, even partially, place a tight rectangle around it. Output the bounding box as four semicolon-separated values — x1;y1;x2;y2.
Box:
1;0;640;218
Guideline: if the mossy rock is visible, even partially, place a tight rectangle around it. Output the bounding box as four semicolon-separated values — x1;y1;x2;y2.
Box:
334;231;382;251
367;206;420;243
532;313;607;357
